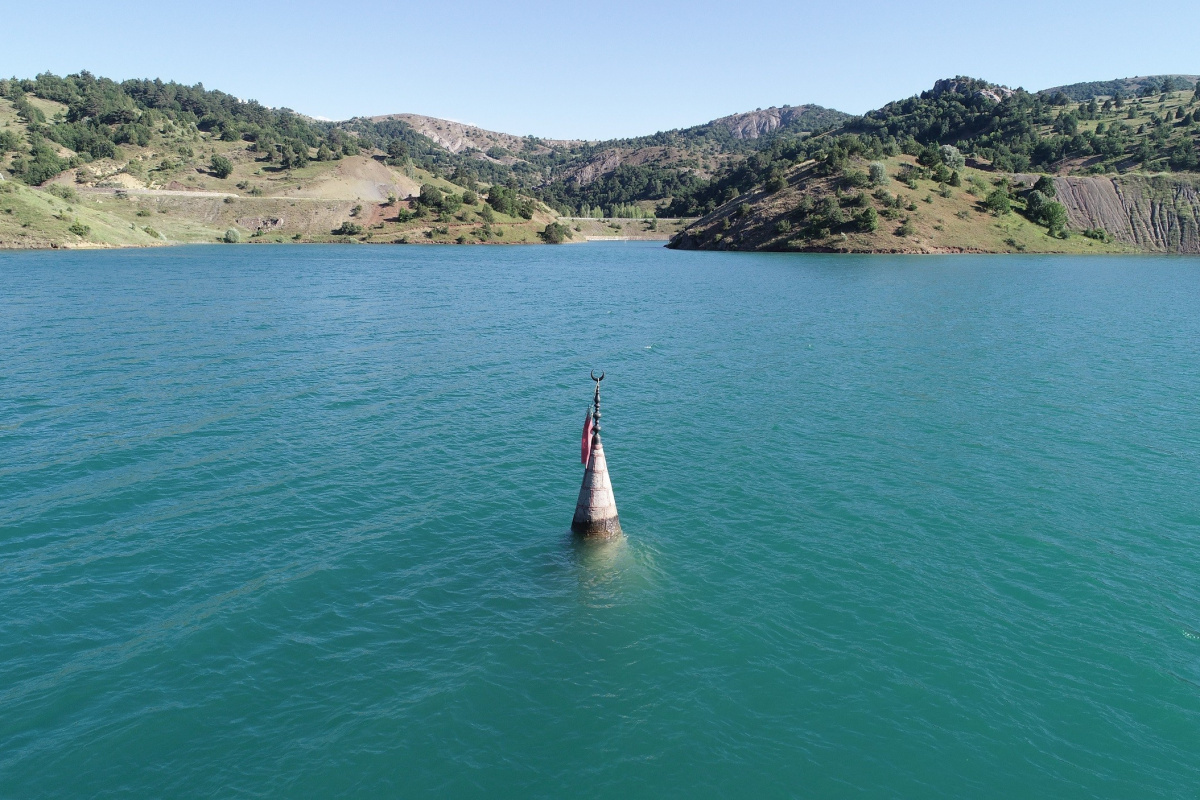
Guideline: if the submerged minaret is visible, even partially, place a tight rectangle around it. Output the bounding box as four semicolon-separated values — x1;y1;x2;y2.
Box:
571;371;622;538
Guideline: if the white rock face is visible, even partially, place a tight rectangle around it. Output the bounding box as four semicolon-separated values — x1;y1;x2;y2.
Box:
571;436;621;537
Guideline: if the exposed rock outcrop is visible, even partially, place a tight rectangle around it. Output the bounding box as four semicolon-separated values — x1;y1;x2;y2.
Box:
926;78;1013;104
711;105;835;140
373;114;579;156
1052;175;1200;253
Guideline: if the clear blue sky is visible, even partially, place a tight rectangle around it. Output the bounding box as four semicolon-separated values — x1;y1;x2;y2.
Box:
5;0;1196;140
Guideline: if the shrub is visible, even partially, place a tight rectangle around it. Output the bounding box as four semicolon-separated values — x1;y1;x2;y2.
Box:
0;129;21;154
441;193;463;215
984;188;1011;215
857;207;879;232
540;222;570;243
210;155;233;179
222;228;240;243
418;183;443;210
332;222;363;236
948;170;962;187
842;170;869;189
46;184;77;201
461;190;477;205
939;144;966;170
486;183;534;218
280;142;309;169
1082;227;1111;242
68;220;90;237
917;145;941;167
736;202;751;218
868;162;888;186
387;140;409;162
1025;189;1048;221
1033;175;1056;197
765;173;786;193
896;219;916;236
774;219;792;234
12;138;66;185
1043;201;1068;235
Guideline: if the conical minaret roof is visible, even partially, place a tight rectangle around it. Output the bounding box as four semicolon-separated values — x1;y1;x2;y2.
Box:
572;373;621;538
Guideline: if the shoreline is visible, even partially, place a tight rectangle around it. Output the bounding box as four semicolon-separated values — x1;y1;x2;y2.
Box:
5;238;1190;255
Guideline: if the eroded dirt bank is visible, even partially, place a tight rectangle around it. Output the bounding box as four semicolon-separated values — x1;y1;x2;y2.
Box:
1053;175;1200;253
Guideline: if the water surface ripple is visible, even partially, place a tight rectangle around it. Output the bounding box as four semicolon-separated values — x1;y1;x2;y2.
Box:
2;244;1199;797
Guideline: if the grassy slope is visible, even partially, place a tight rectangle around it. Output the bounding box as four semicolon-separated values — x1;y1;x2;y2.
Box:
0;96;574;248
670;155;1130;254
673;87;1200;253
1053;88;1199;174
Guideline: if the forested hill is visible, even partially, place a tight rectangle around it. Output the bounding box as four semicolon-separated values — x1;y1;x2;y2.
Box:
1038;75;1199;103
0;70;848;217
836;75;1200;173
344;103;849;214
5;68;1198;237
666;74;1200;253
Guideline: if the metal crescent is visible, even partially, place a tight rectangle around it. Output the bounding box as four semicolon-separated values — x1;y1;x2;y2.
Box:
590;370;605;382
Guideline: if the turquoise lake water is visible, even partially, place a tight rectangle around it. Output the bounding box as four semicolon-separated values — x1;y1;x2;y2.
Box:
3;243;1200;797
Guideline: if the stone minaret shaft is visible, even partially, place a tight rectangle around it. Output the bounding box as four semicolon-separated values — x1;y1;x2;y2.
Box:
571;376;621;537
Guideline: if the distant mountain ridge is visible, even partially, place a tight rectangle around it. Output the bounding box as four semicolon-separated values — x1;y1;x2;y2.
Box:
370;113;581;156
1038;74;1200;101
348;103;850;213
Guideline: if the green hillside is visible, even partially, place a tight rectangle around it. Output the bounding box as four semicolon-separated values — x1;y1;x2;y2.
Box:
1038;74;1199;103
0;73;588;247
0;71;847;220
5;70;1200;252
668;76;1200;253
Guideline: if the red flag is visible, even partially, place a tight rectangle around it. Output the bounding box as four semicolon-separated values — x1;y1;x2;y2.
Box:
581;409;594;466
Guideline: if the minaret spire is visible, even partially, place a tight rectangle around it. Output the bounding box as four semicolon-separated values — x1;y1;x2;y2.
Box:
571;371;621;537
